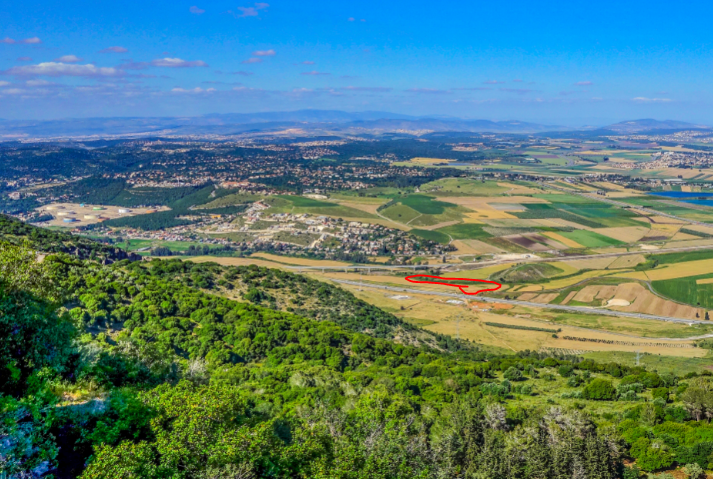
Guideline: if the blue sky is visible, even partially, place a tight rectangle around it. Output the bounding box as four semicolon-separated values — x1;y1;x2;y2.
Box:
2;0;713;124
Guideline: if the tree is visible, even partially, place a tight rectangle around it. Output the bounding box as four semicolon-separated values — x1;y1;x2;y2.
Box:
503;366;523;381
681;378;713;421
0;241;60;302
583;378;616;400
629;437;674;472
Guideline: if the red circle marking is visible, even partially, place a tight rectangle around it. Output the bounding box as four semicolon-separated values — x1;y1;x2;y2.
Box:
404;274;502;296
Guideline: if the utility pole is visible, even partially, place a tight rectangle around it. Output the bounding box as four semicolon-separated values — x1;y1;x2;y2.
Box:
455;312;463;341
636;350;641;366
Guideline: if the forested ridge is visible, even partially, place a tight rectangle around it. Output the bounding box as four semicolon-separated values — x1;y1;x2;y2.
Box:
4;221;713;478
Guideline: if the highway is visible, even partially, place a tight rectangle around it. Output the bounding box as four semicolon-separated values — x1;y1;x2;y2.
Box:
331;279;708;325
291;242;713;272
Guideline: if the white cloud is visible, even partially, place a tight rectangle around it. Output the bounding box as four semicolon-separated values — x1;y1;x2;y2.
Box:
1;37;40;44
1;88;26;95
0;81;10;87
252;49;276;56
301;71;330;76
151;58;208;68
4;62;123;77
341;86;392;92
575;81;593;86
172;87;215;93
230;3;269;18
242;58;262;64
54;55;83;63
99;46;128;53
189;6;205;14
407;88;450;94
632;97;672;102
26;79;52;86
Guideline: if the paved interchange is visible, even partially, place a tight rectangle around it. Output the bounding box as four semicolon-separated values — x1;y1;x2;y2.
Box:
331;279;707;326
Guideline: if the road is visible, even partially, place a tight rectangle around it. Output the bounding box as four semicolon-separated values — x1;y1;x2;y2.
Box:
291;242;713;272
331;279;708;325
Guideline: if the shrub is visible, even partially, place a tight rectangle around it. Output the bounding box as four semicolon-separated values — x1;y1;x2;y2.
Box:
683;463;705;479
558;365;574;378
583;378;616;400
652;387;669;402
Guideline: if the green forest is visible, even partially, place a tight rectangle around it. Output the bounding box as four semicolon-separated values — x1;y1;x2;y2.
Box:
3;214;713;479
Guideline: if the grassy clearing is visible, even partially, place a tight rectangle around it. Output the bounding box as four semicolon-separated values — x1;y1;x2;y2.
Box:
534;309;713;338
198;193;262;209
582;351;713;375
492;263;565;283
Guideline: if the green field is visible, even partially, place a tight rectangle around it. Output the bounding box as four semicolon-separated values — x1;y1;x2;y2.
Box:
277;195;339;207
399;194;457;214
410;228;451;244
651;249;713;265
436;223;492;240
420;178;507;196
558;229;626;248
198;193;262;209
652;273;713;309
380;204;422;223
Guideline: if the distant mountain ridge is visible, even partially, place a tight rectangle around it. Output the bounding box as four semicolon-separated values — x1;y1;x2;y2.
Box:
604;119;710;133
0;111;708;139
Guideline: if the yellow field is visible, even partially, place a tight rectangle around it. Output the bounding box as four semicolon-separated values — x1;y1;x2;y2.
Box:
681;224;713;235
565;282;704;319
644;258;713;281
420;308;703;357
468;210;515;220
408;157;456;165
671;231;701;241
696;278;713;285
184;256;283;269
558;256;616;270
332;275;712;357
251;252;349;267
651;168;713;179
543;231;583;248
496;182;541;195
544;261;580;276
608;254;646;269
543;270;614;289
662;238;713;249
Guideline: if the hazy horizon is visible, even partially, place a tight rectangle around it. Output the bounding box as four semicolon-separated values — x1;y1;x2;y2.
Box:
3;0;713;124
